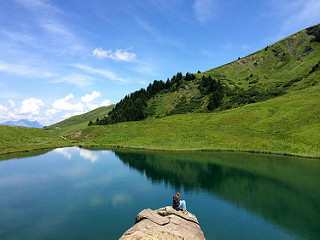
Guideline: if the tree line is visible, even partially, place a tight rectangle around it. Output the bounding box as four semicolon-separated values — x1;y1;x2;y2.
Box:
92;72;197;125
199;75;224;110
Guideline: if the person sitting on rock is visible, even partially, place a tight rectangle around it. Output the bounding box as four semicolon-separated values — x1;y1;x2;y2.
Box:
173;192;187;211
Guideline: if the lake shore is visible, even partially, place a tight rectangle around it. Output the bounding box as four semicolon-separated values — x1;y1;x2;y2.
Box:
2;140;319;159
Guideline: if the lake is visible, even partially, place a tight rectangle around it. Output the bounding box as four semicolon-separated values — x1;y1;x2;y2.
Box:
0;147;319;239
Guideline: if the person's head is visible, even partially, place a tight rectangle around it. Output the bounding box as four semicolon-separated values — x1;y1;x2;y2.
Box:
175;192;181;198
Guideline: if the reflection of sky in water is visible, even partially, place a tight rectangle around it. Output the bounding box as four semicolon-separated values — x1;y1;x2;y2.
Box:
80;149;99;163
0;147;317;240
53;148;72;159
54;147;101;163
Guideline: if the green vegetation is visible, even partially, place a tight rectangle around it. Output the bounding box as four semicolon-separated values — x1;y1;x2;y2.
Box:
1;25;320;157
0;125;72;155
44;105;114;136
75;85;320;158
92;24;320;126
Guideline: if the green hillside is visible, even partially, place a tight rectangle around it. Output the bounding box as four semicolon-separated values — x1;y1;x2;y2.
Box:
45;105;114;136
0;125;72;155
95;24;319;124
75;84;320;158
150;24;320;116
2;25;319;157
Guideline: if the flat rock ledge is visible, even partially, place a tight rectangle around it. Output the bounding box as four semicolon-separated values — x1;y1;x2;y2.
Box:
119;206;206;240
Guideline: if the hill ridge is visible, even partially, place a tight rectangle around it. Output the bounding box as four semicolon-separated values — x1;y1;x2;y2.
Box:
91;24;319;126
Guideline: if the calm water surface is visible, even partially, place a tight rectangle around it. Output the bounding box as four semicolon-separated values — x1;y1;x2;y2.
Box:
0;147;319;240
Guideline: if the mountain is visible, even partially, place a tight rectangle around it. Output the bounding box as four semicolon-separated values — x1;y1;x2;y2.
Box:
45;105;115;136
75;83;320;157
3;25;320;157
95;24;320;125
1;119;43;128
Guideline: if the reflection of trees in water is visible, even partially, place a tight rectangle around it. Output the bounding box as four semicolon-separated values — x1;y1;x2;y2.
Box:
115;150;320;239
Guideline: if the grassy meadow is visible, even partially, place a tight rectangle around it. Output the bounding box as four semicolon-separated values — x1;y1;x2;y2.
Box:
76;85;320;158
0;125;72;155
1;26;319;157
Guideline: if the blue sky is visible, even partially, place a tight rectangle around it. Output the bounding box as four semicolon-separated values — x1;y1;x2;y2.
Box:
0;0;319;125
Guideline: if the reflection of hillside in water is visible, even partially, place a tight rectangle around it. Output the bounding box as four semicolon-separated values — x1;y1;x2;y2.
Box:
114;150;320;239
0;149;51;161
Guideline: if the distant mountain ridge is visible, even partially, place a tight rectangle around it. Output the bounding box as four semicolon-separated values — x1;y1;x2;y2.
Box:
1;119;43;128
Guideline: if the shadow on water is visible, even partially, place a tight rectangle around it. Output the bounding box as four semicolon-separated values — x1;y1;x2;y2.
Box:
114;149;320;239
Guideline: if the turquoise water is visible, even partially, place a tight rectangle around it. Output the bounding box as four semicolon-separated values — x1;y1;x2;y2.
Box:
0;147;319;239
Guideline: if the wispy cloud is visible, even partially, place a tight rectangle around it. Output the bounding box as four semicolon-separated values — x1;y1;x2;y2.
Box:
92;48;137;62
54;73;94;88
14;0;61;13
0;60;54;78
135;17;184;49
193;0;217;23
264;0;320;44
71;64;128;84
281;0;320;33
13;0;84;55
130;60;158;75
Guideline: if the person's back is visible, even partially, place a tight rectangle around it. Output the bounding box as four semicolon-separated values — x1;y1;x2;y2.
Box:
173;195;180;210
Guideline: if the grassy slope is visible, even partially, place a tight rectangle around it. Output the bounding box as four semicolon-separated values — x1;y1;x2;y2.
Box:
77;84;320;158
2;26;319;156
0;125;72;155
207;27;319;91
148;25;320;116
45;105;115;136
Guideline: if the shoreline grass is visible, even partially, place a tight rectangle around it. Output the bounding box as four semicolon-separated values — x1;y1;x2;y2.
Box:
75;85;320;159
1;85;319;159
0;125;73;155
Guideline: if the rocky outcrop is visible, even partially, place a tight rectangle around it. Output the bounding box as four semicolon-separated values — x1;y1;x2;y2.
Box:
119;206;205;240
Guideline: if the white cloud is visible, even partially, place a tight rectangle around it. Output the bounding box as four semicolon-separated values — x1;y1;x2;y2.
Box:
19;98;44;114
92;48;136;62
8;100;15;108
193;0;217;23
0;98;44;123
81;90;101;103
71;64;128;84
45;91;111;120
62;113;72;119
0;104;8;114
46;93;84;116
101;99;111;107
80;90;101;111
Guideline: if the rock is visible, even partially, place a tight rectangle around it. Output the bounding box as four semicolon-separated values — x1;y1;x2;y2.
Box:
119;206;206;240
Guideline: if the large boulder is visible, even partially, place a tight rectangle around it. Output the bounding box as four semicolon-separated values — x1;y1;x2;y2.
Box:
119;206;206;240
